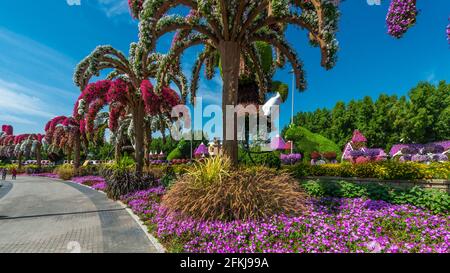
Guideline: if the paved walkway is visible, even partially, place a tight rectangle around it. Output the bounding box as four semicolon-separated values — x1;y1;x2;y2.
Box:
0;176;158;253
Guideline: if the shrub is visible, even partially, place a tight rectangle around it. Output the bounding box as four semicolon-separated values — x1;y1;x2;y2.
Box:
105;169;156;200
54;164;75;180
239;149;281;168
300;180;450;214
160;165;177;189
286;161;450;180
162;159;309;221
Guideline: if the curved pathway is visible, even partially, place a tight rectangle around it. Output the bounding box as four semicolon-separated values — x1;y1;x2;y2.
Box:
0;176;158;253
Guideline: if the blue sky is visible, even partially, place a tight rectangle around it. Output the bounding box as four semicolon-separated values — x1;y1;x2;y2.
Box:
0;0;449;135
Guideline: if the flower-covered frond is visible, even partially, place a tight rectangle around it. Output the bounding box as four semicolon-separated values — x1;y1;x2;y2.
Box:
139;0;199;52
190;49;210;104
74;45;130;89
154;15;218;46
245;0;340;70
128;0;144;19
167;73;189;104
236;1;270;41
109;102;127;133
250;30;306;91
204;45;218;80
75;80;112;119
155;34;211;93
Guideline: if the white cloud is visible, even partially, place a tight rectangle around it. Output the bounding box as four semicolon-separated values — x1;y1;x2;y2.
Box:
67;0;81;6
0;28;79;133
0;115;35;125
96;0;129;17
0;81;55;119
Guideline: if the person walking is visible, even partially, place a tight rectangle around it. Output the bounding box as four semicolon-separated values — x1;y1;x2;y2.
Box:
1;168;6;180
11;167;17;180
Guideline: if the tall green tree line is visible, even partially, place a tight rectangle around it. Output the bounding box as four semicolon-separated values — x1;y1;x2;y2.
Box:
286;81;450;151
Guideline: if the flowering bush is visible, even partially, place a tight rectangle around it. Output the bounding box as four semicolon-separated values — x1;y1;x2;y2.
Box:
280;153;302;165
302;180;449;214
392;142;449;163
386;0;418;38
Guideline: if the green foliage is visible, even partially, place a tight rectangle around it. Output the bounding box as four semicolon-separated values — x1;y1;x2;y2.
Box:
160;165;177;189
301;180;450;214
239;149;281;169
149;137;178;154
284;125;341;161
287;161;450;180
287;81;450;150
254;42;273;74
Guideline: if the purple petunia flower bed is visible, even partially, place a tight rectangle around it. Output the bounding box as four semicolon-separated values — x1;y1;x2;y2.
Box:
72;176;107;191
120;187;450;253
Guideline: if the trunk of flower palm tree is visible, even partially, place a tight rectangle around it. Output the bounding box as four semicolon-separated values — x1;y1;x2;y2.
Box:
160;118;166;145
18;152;23;171
67;149;72;164
133;103;145;174
144;122;151;166
74;131;81;169
36;145;42;169
219;41;240;166
115;142;121;162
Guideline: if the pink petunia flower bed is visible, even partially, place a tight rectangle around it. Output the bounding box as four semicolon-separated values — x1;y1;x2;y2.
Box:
120;187;450;253
31;173;59;179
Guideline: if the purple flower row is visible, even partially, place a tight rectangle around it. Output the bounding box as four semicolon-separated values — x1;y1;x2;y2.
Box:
121;188;450;253
280;153;302;165
72;176;107;191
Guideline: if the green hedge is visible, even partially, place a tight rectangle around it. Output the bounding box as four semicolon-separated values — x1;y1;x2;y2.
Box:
301;180;450;214
286;161;450;180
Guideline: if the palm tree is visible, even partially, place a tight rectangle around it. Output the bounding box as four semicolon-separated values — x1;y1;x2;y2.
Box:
45;116;84;168
135;0;340;164
73;47;186;174
14;134;43;169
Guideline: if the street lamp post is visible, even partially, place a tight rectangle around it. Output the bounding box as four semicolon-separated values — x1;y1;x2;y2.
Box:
289;69;295;154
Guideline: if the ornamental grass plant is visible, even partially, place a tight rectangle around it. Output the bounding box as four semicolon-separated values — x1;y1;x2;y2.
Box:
54;164;75;180
162;157;309;221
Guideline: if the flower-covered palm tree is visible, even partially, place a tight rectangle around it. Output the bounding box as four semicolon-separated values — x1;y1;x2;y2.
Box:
45;116;85;168
73;49;185;173
0;134;16;160
13;134;44;169
135;0;340;164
